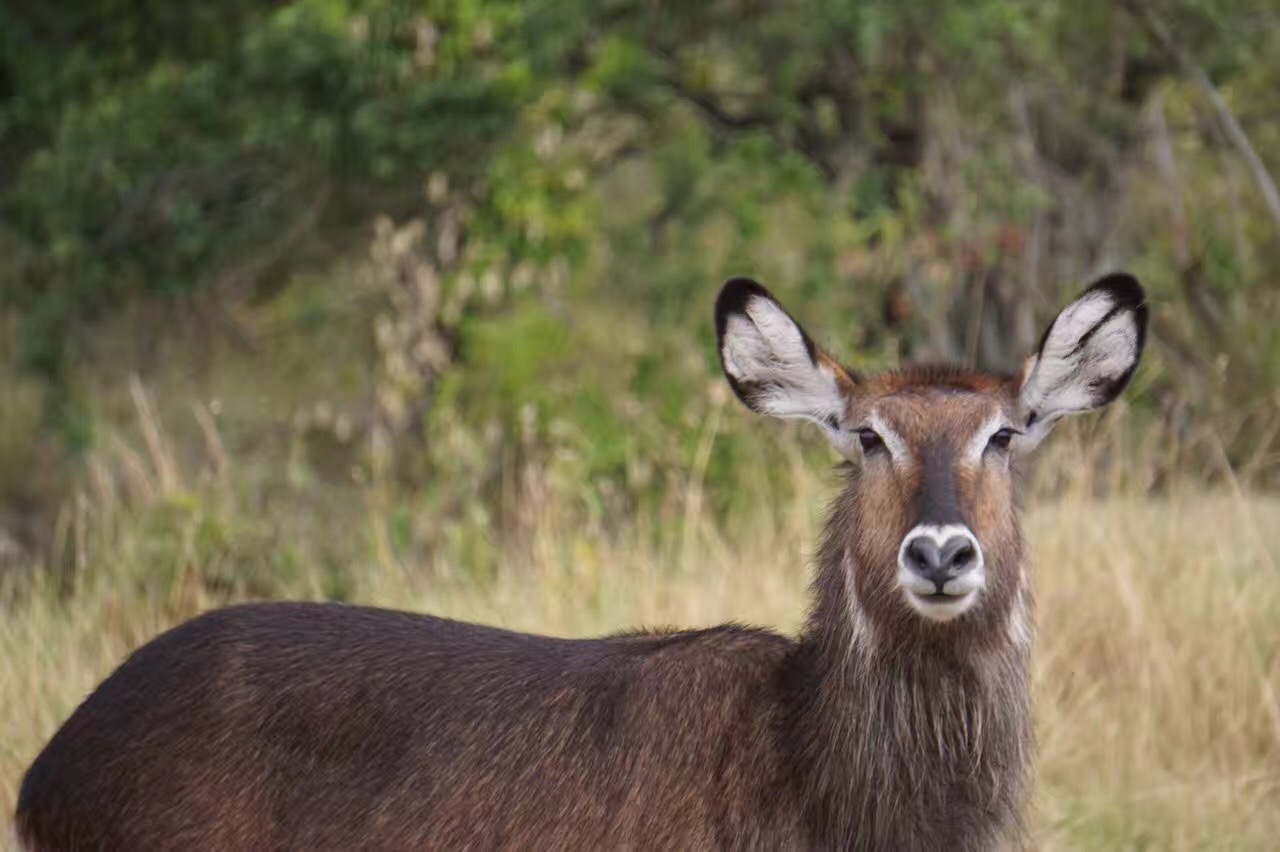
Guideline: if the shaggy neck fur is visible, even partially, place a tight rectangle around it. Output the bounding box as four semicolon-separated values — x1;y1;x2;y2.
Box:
785;484;1033;851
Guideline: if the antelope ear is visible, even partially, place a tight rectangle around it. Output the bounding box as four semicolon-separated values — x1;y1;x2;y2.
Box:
715;278;858;455
1014;273;1148;452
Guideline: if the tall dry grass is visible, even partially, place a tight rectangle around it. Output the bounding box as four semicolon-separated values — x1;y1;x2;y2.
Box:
1;414;1277;849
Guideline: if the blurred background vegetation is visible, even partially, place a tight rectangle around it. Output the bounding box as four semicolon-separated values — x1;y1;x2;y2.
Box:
2;0;1279;568
2;1;1279;845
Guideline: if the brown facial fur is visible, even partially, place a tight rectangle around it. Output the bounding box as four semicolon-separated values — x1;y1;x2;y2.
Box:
839;365;1027;652
784;368;1034;849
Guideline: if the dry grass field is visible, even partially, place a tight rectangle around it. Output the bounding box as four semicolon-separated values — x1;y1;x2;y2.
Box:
2;458;1277;849
5;0;1280;845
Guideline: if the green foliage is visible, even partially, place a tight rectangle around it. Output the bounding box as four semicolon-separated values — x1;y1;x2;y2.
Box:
1;0;529;372
1;0;1278;568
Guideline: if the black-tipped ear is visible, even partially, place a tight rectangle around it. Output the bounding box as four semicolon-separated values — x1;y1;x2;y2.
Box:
1032;272;1148;371
1085;272;1147;311
1015;272;1148;451
715;278;822;410
1080;272;1147;400
713;278;858;453
715;278;779;342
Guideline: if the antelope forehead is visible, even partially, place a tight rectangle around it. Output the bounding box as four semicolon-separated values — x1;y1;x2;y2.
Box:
868;402;1008;462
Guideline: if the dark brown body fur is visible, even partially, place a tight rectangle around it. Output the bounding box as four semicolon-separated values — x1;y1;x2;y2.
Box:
17;461;1028;851
19;604;803;850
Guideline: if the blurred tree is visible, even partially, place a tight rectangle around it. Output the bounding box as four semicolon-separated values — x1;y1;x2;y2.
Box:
0;0;1276;494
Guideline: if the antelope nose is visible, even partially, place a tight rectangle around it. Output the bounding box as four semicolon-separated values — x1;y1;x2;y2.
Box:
903;534;978;591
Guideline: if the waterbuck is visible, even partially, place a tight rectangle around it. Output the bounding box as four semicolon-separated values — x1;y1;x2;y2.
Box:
16;275;1147;850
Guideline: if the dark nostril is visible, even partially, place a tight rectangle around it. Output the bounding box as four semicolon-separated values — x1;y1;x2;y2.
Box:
904;534;979;587
939;536;977;573
905;538;941;575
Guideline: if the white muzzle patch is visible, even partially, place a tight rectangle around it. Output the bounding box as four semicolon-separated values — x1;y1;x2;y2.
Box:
896;523;986;622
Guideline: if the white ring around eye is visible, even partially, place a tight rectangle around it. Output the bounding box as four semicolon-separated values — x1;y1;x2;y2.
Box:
868;411;910;466
962;411;1013;466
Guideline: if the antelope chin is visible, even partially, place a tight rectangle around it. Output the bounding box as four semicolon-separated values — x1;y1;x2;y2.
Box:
904;589;979;622
896;563;986;623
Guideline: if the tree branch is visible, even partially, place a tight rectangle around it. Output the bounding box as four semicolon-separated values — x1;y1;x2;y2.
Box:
656;77;774;132
1123;0;1280;234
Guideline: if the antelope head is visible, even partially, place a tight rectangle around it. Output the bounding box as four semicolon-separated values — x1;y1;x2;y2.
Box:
715;275;1147;643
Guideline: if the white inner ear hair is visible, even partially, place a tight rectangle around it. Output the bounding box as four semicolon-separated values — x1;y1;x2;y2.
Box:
722;298;845;425
1021;291;1138;419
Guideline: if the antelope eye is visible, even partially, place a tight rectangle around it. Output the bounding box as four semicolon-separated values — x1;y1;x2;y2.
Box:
987;427;1018;453
856;428;885;454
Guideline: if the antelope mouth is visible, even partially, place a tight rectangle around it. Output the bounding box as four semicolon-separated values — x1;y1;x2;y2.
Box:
905;589;979;622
